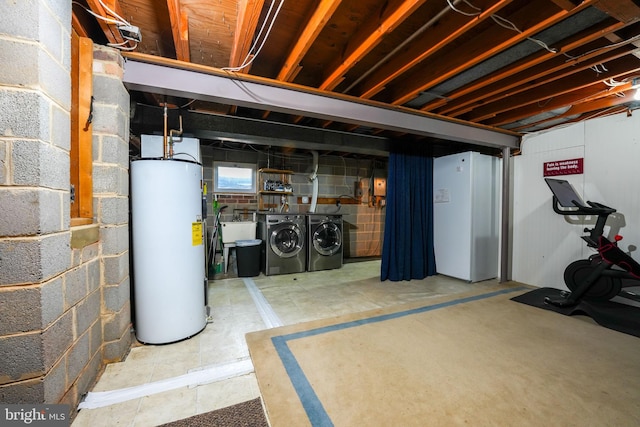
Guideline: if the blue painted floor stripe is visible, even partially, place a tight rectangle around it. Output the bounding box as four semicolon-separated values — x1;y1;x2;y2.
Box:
270;286;527;427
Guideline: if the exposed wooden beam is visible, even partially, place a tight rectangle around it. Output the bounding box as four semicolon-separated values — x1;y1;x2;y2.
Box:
559;104;629;125
85;0;126;45
357;0;514;100
593;0;640;23
71;11;89;37
549;0;580;10
261;1;341;122
468;56;640;122
509;86;635;131
389;0;596;106
277;0;342;82
167;0;190;61
425;19;626;114
479;62;640;126
444;40;636;118
319;0;427;91
229;0;265;70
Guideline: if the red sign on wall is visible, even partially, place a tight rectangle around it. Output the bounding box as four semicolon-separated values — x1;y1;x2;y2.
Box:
543;158;583;177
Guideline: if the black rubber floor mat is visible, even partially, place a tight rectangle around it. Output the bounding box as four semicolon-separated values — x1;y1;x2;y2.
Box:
512;287;640;338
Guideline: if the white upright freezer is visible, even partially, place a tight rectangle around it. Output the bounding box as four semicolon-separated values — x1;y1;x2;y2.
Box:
433;151;500;282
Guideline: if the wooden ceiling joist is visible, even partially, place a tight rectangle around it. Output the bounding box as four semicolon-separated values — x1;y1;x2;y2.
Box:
259;1;342;122
444;41;636;118
277;0;342;82
72;12;89;37
85;0;127;45
424;19;627;114
389;0;597;106
318;0;428;91
229;0;265;70
593;0;640;24
167;0;190;61
509;86;636;131
356;0;515;100
467;56;640;122
481;64;640;126
549;0;580;11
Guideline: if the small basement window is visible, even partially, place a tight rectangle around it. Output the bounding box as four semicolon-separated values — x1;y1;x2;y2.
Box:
213;161;257;194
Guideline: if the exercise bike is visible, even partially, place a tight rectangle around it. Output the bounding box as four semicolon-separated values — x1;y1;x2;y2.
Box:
544;178;640;308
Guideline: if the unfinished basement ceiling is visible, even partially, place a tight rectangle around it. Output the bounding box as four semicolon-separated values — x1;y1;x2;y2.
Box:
73;0;640;157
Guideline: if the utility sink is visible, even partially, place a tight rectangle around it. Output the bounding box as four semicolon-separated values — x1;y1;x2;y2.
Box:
220;221;257;244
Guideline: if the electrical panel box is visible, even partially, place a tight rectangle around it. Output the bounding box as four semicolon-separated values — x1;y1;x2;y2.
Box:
371;169;387;196
373;177;386;196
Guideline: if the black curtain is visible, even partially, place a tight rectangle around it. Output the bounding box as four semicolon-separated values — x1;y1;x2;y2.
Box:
381;146;436;281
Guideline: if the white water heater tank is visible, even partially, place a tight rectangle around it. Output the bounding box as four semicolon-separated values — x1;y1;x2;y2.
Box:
131;158;207;344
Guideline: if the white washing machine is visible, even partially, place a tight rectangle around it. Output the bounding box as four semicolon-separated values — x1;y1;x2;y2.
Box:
307;213;343;272
258;213;306;276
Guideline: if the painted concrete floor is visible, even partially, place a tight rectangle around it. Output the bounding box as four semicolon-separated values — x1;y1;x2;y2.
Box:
72;260;503;427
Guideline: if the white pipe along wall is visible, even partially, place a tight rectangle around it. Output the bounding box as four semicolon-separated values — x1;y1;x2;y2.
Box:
309;150;319;213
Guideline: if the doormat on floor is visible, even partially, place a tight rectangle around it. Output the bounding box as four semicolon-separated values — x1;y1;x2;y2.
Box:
158;398;268;427
247;285;640;427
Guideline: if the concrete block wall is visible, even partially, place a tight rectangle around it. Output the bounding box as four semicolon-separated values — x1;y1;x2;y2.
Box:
201;145;386;257
91;45;131;363
0;0;74;404
285;154;386;258
0;1;131;412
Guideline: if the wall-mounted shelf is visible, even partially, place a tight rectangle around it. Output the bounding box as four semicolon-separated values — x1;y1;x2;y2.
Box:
258;168;294;210
296;196;361;205
259;190;294;196
259;168;294;174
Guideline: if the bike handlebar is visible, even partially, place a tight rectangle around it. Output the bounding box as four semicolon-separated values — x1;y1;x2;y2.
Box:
552;196;616;216
551;196;616;248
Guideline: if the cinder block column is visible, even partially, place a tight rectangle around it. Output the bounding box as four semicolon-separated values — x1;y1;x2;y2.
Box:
92;45;132;362
0;0;73;403
0;1;132;411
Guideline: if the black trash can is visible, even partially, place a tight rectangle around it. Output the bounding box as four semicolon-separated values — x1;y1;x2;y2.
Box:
235;239;262;277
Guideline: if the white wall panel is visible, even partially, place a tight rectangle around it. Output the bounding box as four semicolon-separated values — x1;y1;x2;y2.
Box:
519;122;585;154
584;113;640;258
513;123;586;288
513;144;585;289
513;113;640;289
